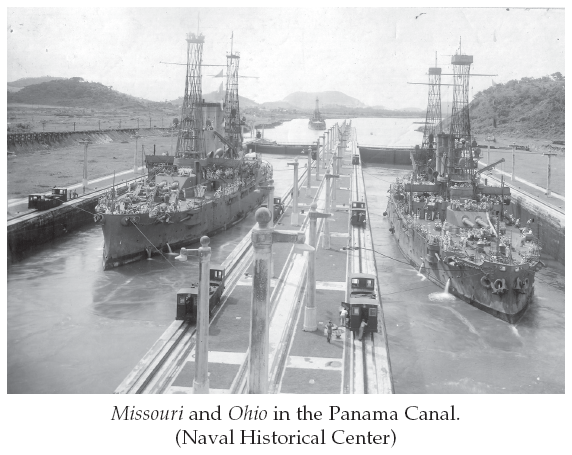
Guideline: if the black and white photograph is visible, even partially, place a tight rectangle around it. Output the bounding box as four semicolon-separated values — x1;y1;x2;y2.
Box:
6;3;565;409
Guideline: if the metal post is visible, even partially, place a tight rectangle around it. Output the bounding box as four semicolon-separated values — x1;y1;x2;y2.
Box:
544;153;557;196
304;202;331;331
175;236;212;394
488;141;491;165
249;208;309;394
512;142;516;182
324;131;329;169
141;145;145;174
79;140;91;193
99;120;100;131
137;118;140;129
149;117;152;128
119;119;121;129
73;122;76;132
288;157;300;225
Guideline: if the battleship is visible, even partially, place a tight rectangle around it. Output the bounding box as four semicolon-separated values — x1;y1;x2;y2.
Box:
95;33;272;269
308;97;326;130
385;49;544;323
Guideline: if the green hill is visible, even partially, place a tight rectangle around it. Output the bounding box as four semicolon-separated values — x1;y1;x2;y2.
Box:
468;73;565;140
7;77;171;110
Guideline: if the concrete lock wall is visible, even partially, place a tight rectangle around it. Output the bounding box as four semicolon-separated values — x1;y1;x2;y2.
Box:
7;128;168;153
7;196;99;264
358;146;413;165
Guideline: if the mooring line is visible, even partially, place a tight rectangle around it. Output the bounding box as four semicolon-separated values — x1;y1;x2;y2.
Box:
131;222;177;269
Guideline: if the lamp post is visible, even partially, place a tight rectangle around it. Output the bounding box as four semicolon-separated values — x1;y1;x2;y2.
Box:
175;236;212;394
79;140;91;194
306;146;312;195
303;202;331;331
258;180;275;279
323;170;339;249
317;136;324;179
132;134;141;174
511;142;516;182
543;153;557;196
287;157;300;225
249;208;311;393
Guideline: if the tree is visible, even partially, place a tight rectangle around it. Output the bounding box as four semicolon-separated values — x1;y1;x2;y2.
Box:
172;118;179;127
551;72;564;81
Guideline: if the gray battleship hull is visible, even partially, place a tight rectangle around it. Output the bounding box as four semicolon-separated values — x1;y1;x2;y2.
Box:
387;198;536;324
100;183;267;270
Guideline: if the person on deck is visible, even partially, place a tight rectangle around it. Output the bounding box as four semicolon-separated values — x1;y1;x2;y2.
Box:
326;320;334;343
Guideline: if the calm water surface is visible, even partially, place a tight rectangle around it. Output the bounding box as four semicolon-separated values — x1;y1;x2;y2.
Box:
7;118;564;393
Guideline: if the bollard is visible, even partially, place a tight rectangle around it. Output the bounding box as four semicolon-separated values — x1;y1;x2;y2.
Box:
304;202;331;331
323;171;340;249
175;236;212;394
287;157;300;225
79;140;91;193
543;153;557;196
249;208;311;393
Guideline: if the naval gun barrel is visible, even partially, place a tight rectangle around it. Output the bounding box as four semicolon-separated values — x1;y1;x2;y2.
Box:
462;216;475;228
475;216;488;229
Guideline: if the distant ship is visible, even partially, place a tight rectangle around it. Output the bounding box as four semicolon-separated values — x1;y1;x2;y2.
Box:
95;33;272;269
308;97;326;130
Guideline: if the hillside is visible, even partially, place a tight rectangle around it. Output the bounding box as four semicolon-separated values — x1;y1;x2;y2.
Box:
283;91;366;109
7;78;171;110
8;76;66;88
468;73;564;140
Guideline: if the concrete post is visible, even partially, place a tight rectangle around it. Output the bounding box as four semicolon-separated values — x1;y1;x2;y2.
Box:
317;136;324;179
307;146;312;194
544;153;557;196
304;202;331;331
79;140;91;193
176;236;212;394
511;142;516;182
323;171;340;249
249;208;309;394
258;180;275;278
132;134;141;174
288;157;300;225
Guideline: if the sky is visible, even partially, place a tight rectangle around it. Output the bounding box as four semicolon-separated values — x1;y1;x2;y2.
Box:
6;7;565;110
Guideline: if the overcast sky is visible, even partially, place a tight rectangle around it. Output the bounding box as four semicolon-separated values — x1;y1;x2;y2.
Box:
7;7;565;109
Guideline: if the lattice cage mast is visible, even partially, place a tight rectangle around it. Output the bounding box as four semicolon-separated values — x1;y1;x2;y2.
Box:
224;47;242;156
422;66;443;150
176;32;206;158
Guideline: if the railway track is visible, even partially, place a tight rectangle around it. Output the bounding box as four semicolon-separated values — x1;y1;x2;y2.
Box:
347;127;394;394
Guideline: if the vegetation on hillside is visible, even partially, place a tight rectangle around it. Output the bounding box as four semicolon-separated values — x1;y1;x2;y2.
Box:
469;73;565;140
7;76;66;87
7;78;172;111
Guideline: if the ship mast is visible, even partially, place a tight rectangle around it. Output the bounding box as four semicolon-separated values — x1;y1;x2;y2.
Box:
224;32;242;158
176;32;206;158
448;41;474;181
422;52;443;150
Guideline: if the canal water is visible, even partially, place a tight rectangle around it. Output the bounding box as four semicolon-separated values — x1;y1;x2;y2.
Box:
7;118;565;393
